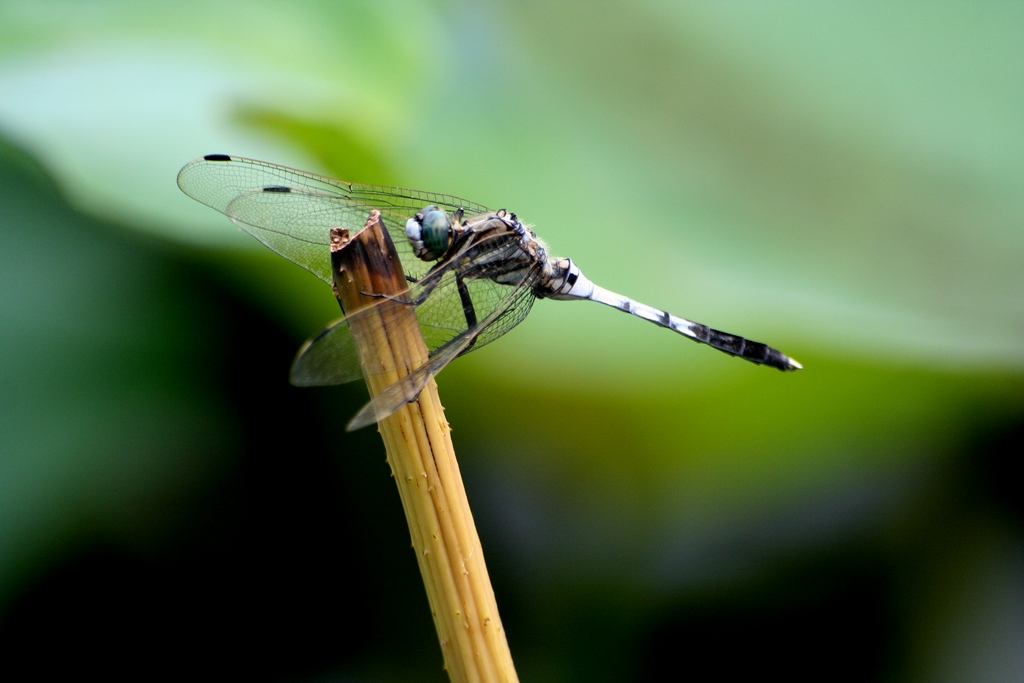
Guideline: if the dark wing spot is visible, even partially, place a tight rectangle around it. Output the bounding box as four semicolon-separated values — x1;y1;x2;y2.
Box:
203;154;232;161
262;185;291;193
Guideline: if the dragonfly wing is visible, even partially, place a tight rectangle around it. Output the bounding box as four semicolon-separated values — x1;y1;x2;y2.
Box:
345;264;541;431
289;317;363;386
178;155;493;222
340;325;498;433
223;187;369;282
287;258;463;388
177;154;493;283
343;182;492;221
178;154;534;395
394;227;539;357
287;251;537;388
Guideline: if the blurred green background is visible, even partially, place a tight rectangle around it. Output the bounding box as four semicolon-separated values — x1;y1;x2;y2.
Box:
1;1;1022;680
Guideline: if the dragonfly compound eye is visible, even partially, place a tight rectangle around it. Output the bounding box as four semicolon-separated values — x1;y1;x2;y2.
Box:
421;208;453;259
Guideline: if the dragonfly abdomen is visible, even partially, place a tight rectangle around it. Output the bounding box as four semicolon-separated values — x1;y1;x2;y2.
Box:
624;295;800;370
684;323;799;370
543;259;801;371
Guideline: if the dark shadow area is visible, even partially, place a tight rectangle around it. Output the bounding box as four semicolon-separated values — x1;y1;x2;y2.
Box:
0;139;443;681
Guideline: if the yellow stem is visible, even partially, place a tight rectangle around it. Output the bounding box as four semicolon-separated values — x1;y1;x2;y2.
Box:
330;212;518;683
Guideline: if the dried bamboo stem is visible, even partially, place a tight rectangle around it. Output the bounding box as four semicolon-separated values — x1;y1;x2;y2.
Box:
329;211;518;683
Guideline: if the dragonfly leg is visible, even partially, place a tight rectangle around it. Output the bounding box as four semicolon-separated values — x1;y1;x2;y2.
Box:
358;290;413;304
455;273;480;355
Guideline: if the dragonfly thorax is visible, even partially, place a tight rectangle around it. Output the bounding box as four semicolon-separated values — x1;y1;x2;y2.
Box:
406;206;454;261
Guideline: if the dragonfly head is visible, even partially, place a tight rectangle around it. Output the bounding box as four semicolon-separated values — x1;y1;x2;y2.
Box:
406;206;453;261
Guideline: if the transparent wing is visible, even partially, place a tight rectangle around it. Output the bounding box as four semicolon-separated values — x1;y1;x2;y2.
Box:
176;154;492;283
179;154;540;399
345;264;541;430
409;227;541;354
289;318;362;386
290;254;539;387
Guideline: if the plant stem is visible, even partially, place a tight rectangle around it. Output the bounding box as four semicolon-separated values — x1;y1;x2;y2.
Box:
329;211;518;683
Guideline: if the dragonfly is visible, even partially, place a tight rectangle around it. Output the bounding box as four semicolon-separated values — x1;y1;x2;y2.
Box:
177;154;801;429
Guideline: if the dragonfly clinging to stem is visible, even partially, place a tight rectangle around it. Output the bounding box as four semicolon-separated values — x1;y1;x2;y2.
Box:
177;154;801;429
